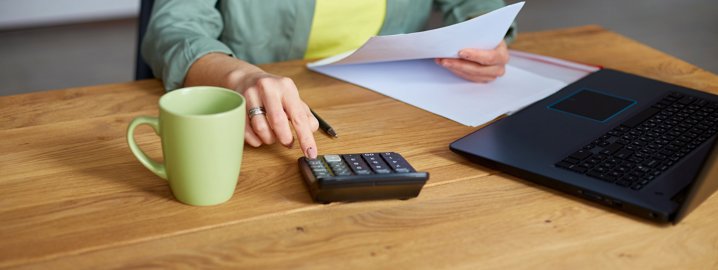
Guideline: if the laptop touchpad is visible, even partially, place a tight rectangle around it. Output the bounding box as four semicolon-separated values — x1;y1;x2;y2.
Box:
549;89;635;122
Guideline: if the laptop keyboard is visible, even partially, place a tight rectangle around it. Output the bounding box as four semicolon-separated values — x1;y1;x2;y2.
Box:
556;92;718;190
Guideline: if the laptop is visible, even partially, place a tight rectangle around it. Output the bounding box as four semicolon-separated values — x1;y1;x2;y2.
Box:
450;69;718;223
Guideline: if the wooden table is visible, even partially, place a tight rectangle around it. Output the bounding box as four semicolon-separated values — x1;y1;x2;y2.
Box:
2;26;718;269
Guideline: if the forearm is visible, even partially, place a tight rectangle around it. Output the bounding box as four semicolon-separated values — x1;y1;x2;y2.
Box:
184;53;264;93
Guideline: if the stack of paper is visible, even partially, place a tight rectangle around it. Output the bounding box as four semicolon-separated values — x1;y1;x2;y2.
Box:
308;2;599;127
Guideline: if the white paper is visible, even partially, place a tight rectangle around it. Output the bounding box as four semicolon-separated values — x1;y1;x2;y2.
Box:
307;2;593;127
311;59;566;126
309;2;525;66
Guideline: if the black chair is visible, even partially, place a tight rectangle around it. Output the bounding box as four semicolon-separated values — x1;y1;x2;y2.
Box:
134;0;155;80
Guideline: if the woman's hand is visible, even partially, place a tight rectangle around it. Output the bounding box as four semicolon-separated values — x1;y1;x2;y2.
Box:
240;72;319;158
185;53;319;158
435;40;509;83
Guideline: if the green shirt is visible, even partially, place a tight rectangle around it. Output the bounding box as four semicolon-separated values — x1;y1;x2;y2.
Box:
142;0;516;91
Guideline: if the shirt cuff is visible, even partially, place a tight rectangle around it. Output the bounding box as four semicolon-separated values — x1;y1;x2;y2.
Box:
161;38;233;91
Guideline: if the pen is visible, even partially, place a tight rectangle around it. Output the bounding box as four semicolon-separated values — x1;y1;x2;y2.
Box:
310;109;338;138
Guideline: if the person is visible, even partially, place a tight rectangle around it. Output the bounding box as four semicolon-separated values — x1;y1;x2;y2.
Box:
142;0;515;159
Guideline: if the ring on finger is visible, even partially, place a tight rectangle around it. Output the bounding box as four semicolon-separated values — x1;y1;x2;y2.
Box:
248;106;266;119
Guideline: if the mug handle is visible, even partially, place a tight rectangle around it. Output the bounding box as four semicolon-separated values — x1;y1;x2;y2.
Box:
126;116;167;180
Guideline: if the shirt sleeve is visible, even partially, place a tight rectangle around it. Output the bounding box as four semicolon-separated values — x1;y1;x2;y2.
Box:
141;0;234;91
433;0;517;43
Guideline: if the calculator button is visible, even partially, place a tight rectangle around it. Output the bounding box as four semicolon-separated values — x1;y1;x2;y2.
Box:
310;163;325;169
380;152;414;173
329;163;353;176
343;154;373;175
380;152;399;159
361;153;381;163
334;169;353;176
311;167;328;174
323;155;343;163
307;159;323;166
329;163;345;170
313;170;331;178
387;160;411;172
308;158;329;175
362;153;391;174
309;162;327;170
343;154;363;164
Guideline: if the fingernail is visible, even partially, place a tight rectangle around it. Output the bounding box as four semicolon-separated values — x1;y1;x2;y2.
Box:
285;140;294;149
305;147;317;159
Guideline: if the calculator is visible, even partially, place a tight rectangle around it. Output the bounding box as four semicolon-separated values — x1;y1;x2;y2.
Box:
298;152;429;203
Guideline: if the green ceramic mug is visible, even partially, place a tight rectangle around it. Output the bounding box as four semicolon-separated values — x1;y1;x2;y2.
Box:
127;86;245;206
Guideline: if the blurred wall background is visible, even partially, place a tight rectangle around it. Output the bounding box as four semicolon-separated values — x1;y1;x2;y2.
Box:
0;0;716;95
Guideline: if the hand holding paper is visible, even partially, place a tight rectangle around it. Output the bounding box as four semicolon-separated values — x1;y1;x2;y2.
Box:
436;40;510;83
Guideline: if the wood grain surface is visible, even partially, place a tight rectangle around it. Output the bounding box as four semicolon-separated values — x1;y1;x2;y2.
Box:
1;26;717;269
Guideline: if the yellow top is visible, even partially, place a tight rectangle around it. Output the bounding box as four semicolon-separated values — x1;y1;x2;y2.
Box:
304;0;386;59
